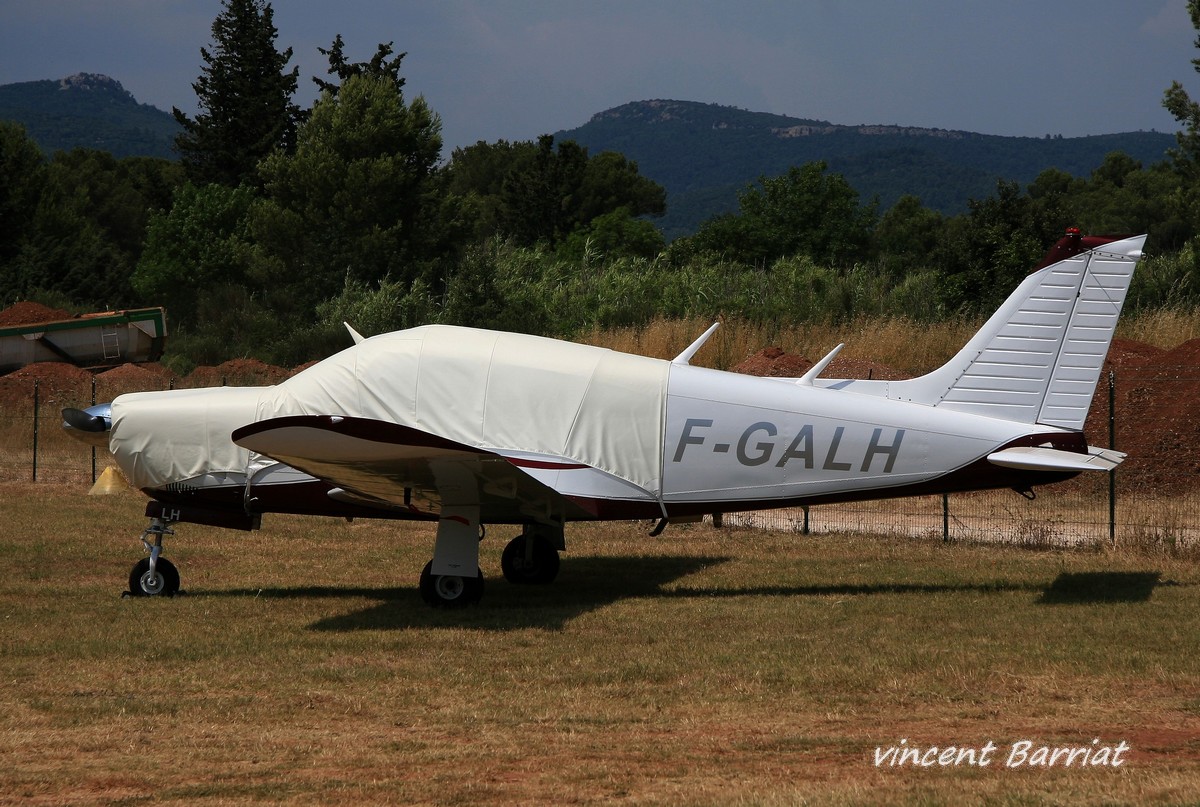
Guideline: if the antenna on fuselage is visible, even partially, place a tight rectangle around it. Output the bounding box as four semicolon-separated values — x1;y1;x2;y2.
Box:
672;322;720;365
796;343;844;386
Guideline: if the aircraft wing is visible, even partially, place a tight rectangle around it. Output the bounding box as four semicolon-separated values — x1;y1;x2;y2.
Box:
231;415;567;524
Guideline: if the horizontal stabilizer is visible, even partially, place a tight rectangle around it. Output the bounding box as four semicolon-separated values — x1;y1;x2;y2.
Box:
986;445;1125;473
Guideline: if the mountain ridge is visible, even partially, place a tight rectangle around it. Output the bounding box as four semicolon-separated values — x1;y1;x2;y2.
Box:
555;99;1177;238
0;73;180;159
0;80;1179;239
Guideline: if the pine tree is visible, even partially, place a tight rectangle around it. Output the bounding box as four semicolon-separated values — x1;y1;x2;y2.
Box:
314;34;407;97
173;0;300;186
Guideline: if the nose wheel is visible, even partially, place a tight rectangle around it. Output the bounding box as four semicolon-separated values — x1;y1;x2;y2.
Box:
127;517;180;597
129;556;180;597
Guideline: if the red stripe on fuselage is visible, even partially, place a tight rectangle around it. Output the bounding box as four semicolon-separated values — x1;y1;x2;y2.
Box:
506;458;590;470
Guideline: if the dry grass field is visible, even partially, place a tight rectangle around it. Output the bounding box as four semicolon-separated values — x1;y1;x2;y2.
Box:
578;309;1200;371
2;479;1199;805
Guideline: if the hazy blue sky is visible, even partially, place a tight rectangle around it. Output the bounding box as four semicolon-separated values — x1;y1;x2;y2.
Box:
0;1;1195;155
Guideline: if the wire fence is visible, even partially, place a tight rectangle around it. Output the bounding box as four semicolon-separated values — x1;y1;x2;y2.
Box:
2;368;1197;553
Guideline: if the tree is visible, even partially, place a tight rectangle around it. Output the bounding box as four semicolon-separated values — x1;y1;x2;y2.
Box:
1163;0;1200;256
931;179;1065;312
441;139;526;242
0;123;45;288
1164;0;1200;173
12;150;182;307
498;135;589;246
692;162;874;266
1062;154;1187;250
447;135;666;248
133;182;258;325
574;150;666;226
173;0;300;186
559;207;665;262
314;35;407;97
251;73;444;312
873;195;944;277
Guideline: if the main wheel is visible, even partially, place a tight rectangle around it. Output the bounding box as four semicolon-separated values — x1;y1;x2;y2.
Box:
128;557;180;597
500;534;560;584
419;561;484;607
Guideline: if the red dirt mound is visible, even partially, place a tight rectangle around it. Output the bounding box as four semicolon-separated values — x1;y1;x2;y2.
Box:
184;358;289;388
1075;337;1199;492
1105;337;1165;368
1110;339;1200;491
96;363;177;397
0;302;72;327
732;347;905;381
733;347;813;377
1148;337;1200;369
0;362;94;408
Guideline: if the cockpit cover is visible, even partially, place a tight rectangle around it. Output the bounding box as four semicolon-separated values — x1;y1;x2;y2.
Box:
262;325;671;494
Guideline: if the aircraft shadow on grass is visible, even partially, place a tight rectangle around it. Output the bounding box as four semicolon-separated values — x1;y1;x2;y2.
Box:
191;558;1174;631
1036;571;1164;604
195;555;728;632
670;572;1172;605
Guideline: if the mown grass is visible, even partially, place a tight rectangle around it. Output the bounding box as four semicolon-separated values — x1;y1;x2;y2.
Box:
2;480;1198;805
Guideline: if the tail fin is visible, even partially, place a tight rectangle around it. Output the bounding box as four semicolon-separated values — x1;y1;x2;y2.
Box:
892;231;1145;429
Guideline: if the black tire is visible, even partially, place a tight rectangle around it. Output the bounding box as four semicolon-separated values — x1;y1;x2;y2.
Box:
419;561;484;607
128;557;180;597
500;534;560;585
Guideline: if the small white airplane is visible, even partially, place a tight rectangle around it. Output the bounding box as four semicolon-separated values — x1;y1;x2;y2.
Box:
64;230;1144;606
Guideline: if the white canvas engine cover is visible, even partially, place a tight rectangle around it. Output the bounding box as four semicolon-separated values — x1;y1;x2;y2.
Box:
110;386;269;490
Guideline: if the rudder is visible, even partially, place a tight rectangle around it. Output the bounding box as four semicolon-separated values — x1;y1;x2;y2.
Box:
889;231;1145;429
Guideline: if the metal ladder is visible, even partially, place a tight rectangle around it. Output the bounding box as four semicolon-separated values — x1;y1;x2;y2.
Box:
101;325;121;361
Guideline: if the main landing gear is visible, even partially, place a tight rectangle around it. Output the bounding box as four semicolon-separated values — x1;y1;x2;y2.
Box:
419;560;484;607
500;529;560;585
419;515;563;607
127;517;180;597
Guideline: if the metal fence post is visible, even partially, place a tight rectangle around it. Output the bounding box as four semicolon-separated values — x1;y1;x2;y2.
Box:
1108;370;1116;547
31;380;39;482
802;505;810;535
91;374;97;483
942;494;950;542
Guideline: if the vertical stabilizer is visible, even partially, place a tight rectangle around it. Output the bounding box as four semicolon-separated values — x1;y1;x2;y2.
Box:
889;232;1145;429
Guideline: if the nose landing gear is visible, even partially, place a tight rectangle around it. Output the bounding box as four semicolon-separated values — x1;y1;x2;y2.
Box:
127;517;180;597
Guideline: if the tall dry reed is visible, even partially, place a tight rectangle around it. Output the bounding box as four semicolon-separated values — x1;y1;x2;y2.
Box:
580;315;982;374
1118;308;1200;349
